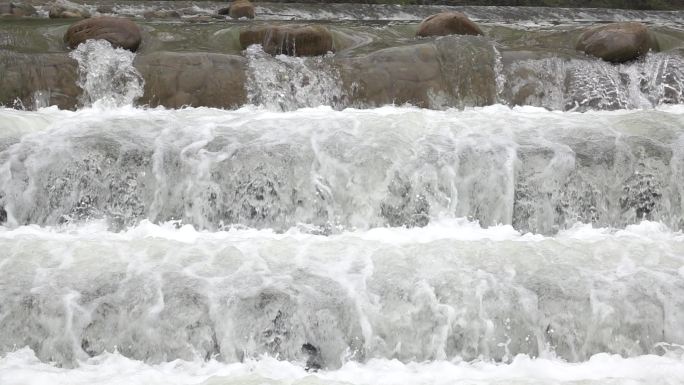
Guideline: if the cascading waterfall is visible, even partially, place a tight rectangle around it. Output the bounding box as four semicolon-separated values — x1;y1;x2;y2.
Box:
1;106;683;233
504;52;684;111
1;5;684;385
69;40;144;108
245;45;345;111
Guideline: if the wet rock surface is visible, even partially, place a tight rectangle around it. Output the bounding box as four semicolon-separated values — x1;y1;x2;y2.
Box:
229;0;255;19
65;17;142;52
338;36;497;108
0;3;682;111
416;12;483;37
0;51;80;110
49;4;90;19
135;52;248;108
240;25;334;56
576;22;659;63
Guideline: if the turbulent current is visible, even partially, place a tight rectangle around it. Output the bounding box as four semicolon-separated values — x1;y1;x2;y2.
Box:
2;104;684;385
2;8;684;385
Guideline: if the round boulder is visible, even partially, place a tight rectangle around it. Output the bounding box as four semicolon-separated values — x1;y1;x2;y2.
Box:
240;25;334;57
229;0;255;19
416;12;483;38
576;22;659;63
65;17;142;52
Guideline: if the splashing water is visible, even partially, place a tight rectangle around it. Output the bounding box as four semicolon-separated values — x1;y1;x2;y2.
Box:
2;105;684;233
69;40;144;108
245;45;345;111
505;52;684;111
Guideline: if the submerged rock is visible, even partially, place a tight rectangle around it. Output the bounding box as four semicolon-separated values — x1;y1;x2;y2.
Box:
576;22;659;63
240;25;334;56
0;206;6;223
0;2;37;17
49;4;90;19
229;0;255;19
416;12;483;38
217;6;231;16
64;17;142;52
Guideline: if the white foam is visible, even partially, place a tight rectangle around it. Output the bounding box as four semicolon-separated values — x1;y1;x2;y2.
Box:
1;348;684;385
1;217;683;250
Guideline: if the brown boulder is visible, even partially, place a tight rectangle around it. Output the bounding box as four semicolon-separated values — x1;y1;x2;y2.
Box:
240;25;334;56
229;0;255;19
576;22;659;63
65;17;142;52
416;12;483;38
49;5;90;18
0;2;37;17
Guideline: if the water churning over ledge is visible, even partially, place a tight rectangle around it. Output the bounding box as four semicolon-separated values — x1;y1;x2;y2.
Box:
1;105;683;233
69;40;144;108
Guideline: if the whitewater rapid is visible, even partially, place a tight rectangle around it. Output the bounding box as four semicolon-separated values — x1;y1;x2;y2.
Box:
1;218;684;384
2;104;684;233
2;77;684;385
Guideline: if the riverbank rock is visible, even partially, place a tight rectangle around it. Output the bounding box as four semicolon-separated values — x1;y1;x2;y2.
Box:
49;4;90;18
240;25;334;56
0;2;37;17
65;17;142;52
576;22;659;63
229;0;255;19
416;12;483;38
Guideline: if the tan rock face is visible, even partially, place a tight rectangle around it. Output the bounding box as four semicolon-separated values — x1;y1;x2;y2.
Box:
240;25;334;56
0;51;80;110
135;52;248;109
338;35;497;109
65;17;142;52
576;22;659;63
229;0;255;19
416;12;483;38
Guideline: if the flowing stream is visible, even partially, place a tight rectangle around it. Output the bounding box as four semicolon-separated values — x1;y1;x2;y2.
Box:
1;7;684;385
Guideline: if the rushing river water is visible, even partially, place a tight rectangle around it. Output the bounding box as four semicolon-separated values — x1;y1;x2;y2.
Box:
2;3;684;385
